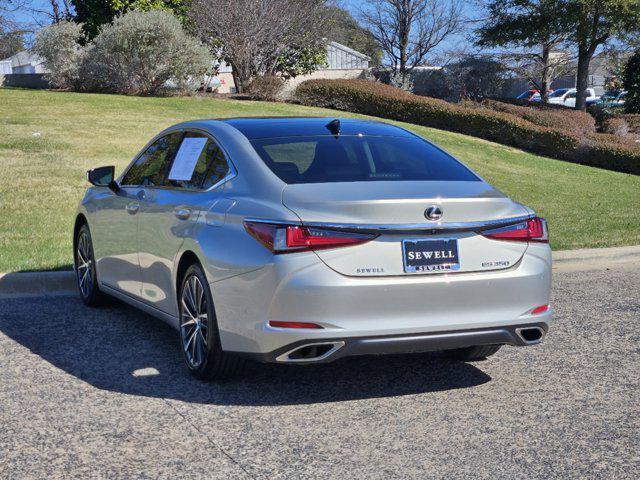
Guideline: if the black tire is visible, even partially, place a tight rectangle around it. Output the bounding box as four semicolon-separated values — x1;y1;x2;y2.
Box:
74;223;108;307
446;344;502;361
178;263;244;380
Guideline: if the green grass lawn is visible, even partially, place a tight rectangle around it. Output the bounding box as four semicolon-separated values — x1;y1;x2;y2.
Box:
1;88;639;272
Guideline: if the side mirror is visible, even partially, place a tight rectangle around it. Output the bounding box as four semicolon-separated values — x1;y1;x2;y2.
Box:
87;166;120;193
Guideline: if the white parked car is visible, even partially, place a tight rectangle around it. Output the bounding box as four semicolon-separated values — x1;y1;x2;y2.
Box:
548;88;598;107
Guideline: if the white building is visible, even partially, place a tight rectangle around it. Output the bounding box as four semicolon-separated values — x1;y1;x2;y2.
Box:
209;41;371;94
0;51;48;74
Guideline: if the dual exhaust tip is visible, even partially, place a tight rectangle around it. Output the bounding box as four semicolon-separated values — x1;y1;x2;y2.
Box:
276;341;345;363
515;326;545;345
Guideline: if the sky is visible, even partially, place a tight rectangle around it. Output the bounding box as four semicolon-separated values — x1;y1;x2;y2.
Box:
340;0;484;60
11;0;485;59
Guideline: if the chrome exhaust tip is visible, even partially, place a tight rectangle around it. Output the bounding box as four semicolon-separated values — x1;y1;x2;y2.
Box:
276;341;345;363
515;326;545;345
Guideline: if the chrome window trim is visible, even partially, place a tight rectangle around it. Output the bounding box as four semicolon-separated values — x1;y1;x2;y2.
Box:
243;214;536;234
117;127;238;193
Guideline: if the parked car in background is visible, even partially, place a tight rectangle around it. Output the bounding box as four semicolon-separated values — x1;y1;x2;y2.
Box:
597;90;627;107
516;89;541;101
516;89;558;102
548;88;598;107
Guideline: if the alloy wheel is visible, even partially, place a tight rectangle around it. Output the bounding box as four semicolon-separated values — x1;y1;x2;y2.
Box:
76;231;93;299
180;274;209;368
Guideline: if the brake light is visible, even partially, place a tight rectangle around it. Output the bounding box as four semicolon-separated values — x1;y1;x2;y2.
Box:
482;217;548;243
268;321;323;329
244;221;375;254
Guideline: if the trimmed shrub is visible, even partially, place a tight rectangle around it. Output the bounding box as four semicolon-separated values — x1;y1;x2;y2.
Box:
82;10;212;95
246;75;285;101
32;21;85;90
621;114;640;134
295;79;640;175
601;117;630;137
470;98;596;136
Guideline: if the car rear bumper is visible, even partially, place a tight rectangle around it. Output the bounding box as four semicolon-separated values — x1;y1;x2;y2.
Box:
230;321;549;363
211;243;552;356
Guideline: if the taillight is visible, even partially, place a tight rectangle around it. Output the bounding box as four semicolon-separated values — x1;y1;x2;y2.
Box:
482;217;548;243
244;221;376;254
268;321;323;329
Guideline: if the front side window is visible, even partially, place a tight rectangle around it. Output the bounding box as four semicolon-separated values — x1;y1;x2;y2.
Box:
121;132;182;186
165;132;230;190
251;135;480;184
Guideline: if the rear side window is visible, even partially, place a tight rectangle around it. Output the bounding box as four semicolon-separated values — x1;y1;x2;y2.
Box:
121;132;182;186
251;135;480;184
165;132;230;190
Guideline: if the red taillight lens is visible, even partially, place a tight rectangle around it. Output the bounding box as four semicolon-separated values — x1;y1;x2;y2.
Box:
482;217;548;243
286;226;372;250
243;222;277;251
531;304;549;315
268;321;323;329
244;221;375;254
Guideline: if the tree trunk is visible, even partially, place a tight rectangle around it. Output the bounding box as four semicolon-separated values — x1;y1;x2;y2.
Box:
575;46;593;111
232;71;242;93
540;43;551;102
50;0;61;23
397;3;410;74
231;67;249;94
398;26;408;74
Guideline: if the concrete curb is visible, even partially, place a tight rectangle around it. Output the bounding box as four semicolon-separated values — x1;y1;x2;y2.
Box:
1;245;640;297
0;271;76;298
552;245;640;272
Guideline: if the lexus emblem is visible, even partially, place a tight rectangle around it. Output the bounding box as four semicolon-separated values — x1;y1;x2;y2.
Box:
425;205;443;221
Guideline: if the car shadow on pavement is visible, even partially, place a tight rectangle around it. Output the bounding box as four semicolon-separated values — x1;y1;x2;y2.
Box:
0;295;492;406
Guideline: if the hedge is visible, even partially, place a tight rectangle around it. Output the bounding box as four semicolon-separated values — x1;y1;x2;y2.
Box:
470;98;596;136
620;114;640;134
295;79;640;175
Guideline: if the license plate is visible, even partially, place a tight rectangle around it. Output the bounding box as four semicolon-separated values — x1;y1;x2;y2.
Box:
402;239;460;273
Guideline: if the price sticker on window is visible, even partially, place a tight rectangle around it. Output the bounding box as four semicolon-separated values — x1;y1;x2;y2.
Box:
168;137;208;181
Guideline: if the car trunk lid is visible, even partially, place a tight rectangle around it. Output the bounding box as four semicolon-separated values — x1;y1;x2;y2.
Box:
281;181;531;276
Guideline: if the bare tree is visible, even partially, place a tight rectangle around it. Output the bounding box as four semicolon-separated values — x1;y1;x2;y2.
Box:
1;0;31;53
1;0;24;31
36;0;71;23
190;0;333;93
360;0;463;74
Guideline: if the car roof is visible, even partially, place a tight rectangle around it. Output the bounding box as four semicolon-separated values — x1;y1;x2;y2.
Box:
218;117;415;140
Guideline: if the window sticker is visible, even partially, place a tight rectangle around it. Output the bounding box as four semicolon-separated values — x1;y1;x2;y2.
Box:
168;137;208;181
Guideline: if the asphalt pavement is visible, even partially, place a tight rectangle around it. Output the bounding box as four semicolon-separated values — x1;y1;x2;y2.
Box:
0;263;638;479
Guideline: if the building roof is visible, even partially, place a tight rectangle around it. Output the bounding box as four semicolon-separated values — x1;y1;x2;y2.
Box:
328;41;371;61
2;50;45;68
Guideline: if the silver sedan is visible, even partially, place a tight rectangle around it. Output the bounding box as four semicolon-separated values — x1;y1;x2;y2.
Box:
74;117;552;379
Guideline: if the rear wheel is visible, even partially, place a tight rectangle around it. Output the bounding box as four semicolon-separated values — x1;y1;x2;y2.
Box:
178;263;244;380
446;344;502;361
75;224;107;307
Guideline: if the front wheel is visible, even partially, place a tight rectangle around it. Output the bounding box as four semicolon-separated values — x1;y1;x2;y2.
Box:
446;344;502;361
178;264;244;380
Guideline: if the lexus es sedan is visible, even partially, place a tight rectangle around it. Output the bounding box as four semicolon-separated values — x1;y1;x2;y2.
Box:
74;117;552;379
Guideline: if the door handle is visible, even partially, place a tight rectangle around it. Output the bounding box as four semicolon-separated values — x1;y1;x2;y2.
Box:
174;208;191;220
125;202;139;215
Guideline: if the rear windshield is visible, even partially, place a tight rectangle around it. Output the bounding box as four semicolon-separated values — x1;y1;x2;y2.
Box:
250;135;480;184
